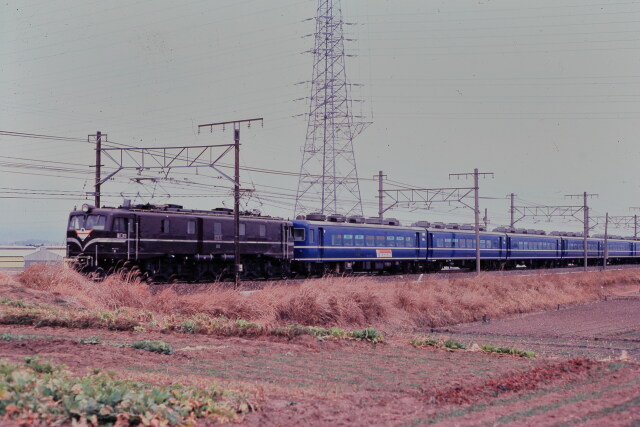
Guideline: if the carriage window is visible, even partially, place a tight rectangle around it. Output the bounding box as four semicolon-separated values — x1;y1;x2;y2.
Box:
161;219;170;233
86;215;106;230
239;223;246;236
459;239;467;248
444;238;452;248
387;235;395;247
68;215;85;230
214;222;222;240
365;235;375;247
259;224;266;237
343;234;353;246
493;240;499;249
332;234;343;245
355;234;364;246
112;217;127;233
376;235;385;246
187;220;196;235
437;238;444;247
405;236;413;246
293;228;305;241
396;236;405;247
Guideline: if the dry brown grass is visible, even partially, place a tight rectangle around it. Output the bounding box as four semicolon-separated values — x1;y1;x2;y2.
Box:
10;265;640;330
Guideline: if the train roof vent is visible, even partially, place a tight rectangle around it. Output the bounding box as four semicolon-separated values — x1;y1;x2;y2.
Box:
411;221;431;228
365;217;383;225
431;222;445;229
213;207;233;215
493;226;508;232
445;223;460;229
594;234;605;238
327;214;346;222
383;218;401;226
306;213;326;221
550;231;562;236
574;232;583;237
459;224;474;231
515;228;527;234
526;229;536;234
536;230;546;235
158;204;183;210
347;216;366;224
478;225;486;231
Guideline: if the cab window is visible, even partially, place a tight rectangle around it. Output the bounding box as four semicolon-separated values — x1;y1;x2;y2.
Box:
68;215;85;230
112;217;127;233
187;220;196;235
85;215;106;230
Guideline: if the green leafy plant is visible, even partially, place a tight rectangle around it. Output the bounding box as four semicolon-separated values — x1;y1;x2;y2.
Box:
0;297;26;308
235;319;258;329
443;340;466;350
23;356;58;374
410;338;439;347
0;358;247;425
349;327;383;342
180;319;199;333
132;325;146;332
131;340;173;355
481;344;536;358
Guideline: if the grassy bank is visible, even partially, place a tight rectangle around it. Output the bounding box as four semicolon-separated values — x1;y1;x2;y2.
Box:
5;265;639;330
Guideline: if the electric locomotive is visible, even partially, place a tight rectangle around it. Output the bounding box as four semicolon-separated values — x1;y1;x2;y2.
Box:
66;203;293;281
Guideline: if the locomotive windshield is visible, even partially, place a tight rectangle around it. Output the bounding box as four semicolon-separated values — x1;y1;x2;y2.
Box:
68;215;85;230
68;214;106;230
85;214;106;230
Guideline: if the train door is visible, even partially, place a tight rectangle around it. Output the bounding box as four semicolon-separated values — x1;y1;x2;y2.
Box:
318;227;325;261
196;218;204;254
415;232;420;258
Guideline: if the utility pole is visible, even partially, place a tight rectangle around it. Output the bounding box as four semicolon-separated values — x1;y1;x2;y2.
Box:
198;118;263;288
484;208;488;230
630;208;640;239
509;193;516;229
603;212;609;270
566;192;598;271
450;168;495;274
88;131;103;207
374;170;386;220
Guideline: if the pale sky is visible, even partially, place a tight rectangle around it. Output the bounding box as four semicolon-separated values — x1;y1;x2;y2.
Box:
2;0;640;242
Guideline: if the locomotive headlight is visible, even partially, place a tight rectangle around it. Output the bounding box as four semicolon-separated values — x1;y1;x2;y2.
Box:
81;204;94;213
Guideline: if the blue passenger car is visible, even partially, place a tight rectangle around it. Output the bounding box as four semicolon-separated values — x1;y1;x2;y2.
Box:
292;219;427;274
561;236;600;264
427;229;505;269
507;232;560;267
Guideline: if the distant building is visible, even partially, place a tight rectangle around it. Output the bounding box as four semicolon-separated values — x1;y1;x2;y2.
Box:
0;246;65;270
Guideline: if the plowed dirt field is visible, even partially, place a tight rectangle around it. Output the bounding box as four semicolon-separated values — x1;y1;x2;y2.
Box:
1;290;639;425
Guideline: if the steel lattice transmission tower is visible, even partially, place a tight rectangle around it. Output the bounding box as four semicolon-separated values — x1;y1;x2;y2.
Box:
294;0;369;218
